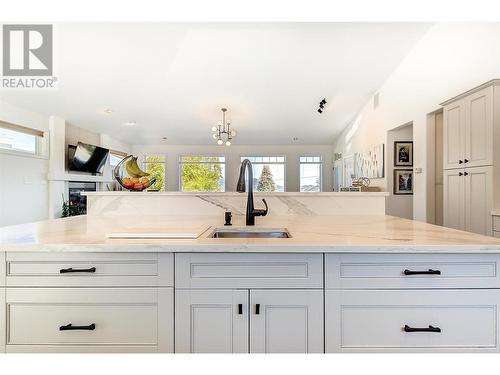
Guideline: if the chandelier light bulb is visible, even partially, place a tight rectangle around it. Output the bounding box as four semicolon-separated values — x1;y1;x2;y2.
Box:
225;141;231;146
217;139;223;145
217;121;223;126
230;130;237;137
212;134;218;139
211;126;217;132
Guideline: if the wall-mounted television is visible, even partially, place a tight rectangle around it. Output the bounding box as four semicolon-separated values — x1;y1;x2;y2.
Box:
69;142;109;174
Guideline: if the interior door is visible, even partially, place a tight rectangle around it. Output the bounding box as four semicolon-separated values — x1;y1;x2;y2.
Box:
175;289;248;353
464;86;493;168
443;100;465;170
465;166;493;235
443;169;465;231
249;289;323;353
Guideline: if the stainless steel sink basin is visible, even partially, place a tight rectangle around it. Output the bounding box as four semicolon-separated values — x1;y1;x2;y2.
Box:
210;228;291;238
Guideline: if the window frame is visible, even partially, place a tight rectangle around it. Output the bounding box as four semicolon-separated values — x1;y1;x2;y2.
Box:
240;155;287;192
178;154;226;192
0;121;46;158
109;150;128;167
299;155;323;192
142;154;167;192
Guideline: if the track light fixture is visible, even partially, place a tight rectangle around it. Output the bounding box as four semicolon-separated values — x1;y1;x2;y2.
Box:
317;98;327;114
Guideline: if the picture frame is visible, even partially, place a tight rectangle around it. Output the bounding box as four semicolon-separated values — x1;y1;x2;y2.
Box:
394;169;413;195
394;141;413;167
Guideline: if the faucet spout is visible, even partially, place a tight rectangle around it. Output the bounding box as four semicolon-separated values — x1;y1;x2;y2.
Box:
237;159;268;225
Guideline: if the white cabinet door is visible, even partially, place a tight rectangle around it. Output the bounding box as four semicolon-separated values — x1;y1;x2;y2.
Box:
443;169;465;230
443;100;465;170
249;289;323;353
0;287;4;353
175;289;248;353
465;166;493;235
464;86;493;168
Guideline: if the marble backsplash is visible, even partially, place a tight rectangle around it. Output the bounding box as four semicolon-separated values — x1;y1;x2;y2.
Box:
84;192;387;217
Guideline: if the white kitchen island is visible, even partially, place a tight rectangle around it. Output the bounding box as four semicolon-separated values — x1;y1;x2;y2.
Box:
2;206;500;353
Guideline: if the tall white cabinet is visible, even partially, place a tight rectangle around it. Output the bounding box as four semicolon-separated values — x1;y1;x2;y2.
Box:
442;80;499;235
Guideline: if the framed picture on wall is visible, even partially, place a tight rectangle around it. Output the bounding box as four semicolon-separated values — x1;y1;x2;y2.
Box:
394;141;413;167
394;169;413;195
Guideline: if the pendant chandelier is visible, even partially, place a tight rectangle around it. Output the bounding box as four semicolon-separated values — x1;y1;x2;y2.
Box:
211;108;236;146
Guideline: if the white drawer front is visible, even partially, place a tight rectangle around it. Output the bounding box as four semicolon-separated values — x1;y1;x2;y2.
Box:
326;254;500;289
6;288;173;352
0;252;5;287
326;289;500;352
6;252;173;287
175;253;323;288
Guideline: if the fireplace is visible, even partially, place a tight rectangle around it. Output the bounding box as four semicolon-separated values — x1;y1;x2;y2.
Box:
68;182;97;215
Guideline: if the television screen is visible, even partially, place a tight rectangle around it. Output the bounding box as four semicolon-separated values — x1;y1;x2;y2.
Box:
69;142;109;174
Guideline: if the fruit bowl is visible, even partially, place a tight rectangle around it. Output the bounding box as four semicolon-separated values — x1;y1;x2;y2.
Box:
113;155;156;191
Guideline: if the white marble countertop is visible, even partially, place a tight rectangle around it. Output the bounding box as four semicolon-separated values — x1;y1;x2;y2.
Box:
1;214;500;253
82;191;389;197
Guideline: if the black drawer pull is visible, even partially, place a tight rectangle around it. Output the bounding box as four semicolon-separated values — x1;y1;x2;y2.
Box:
60;267;96;274
403;269;441;276
59;323;96;331
404;324;441;333
238;303;243;315
459;159;463;164
255;304;260;315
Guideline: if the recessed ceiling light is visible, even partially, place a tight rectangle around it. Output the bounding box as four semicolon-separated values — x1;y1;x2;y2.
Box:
162;137;167;140
103;108;114;114
123;121;136;126
292;137;299;141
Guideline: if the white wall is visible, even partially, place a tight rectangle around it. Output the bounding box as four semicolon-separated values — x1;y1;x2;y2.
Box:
332;23;500;222
385;123;413;219
0;100;50;226
132;144;333;192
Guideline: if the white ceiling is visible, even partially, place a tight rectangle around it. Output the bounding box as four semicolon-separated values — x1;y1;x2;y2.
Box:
0;23;431;145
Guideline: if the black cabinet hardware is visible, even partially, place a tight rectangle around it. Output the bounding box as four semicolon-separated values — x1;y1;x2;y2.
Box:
404;324;441;333
459;159;463;164
59;323;96;331
238;303;243;315
60;267;96;274
464;171;469;176
464;159;469;163
255;304;260;315
458;172;463;176
403;269;441;276
224;211;233;226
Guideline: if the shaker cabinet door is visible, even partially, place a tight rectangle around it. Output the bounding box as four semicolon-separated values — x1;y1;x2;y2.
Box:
465;166;493;235
443;169;466;230
249;289;323;353
464;86;493;168
443;99;465;170
175;289;248;353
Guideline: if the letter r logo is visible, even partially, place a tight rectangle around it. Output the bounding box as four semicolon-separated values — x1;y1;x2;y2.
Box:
2;24;53;76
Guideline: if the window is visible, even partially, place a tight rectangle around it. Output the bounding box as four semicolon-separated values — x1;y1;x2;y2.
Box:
142;155;166;191
240;156;285;192
300;156;322;192
180;156;225;192
109;151;127;167
0;121;43;155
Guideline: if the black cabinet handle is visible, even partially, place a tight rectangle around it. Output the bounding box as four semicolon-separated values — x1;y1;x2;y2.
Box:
238;303;243;315
464;171;469;176
459;159;463;164
464;159;469;163
60;267;96;274
59;323;96;331
255;304;260;315
403;269;441;276
404;324;441;333
458;172;463;176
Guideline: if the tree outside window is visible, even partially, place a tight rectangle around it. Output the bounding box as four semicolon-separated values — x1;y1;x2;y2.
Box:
180;156;225;192
240;156;285;192
143;155;166;191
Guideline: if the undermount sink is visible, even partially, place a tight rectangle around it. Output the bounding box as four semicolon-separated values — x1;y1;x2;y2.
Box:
210;228;291;238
